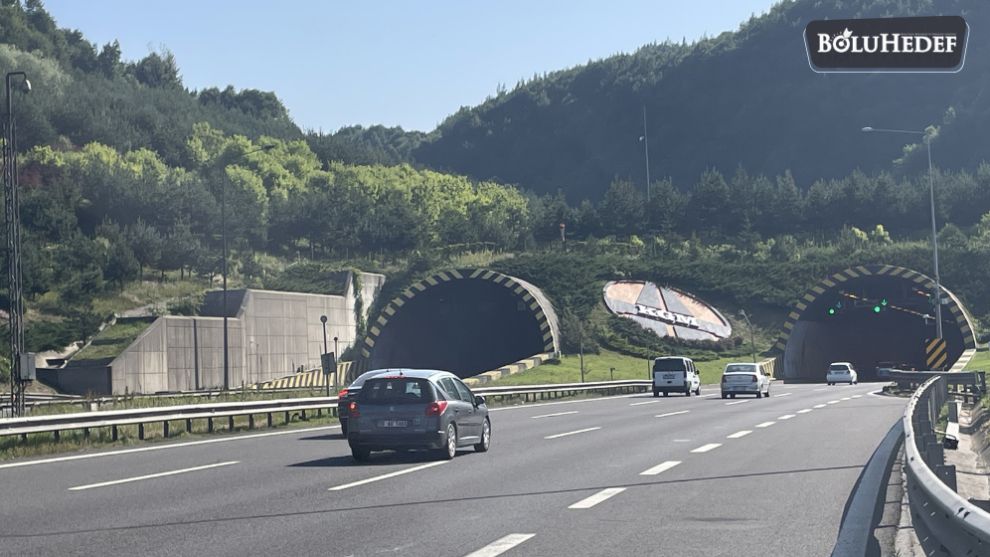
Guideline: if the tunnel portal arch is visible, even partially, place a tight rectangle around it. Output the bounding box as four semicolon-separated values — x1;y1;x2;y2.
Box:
361;269;560;379
774;265;977;380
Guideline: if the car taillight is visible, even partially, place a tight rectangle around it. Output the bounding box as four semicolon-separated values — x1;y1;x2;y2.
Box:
338;388;349;398
348;401;359;418
425;401;448;416
721;376;728;383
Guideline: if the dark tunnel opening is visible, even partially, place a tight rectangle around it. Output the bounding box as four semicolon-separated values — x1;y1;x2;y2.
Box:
369;279;547;378
783;275;965;381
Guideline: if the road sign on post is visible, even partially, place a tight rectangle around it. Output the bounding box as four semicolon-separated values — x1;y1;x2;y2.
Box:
18;352;34;381
321;352;336;397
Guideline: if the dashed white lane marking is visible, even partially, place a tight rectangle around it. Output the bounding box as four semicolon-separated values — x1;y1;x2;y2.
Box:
756;421;776;428
489;393;641;413
841;397;851;401
655;411;690;419
531;411;579;419
773;393;793;398
630;400;662;406
704;394;720;399
464;534;537;557
0;425;338;470
70;461;239;491
691;443;722;453
641;460;682;476
827;400;840;405
851;395;863;399
568;488;626;509
725;400;751;406
329;461;448;491
813;388;827;392
797;409;813;414
778;414;796;420
727;430;752;439
814;404;827;409
545;427;601;440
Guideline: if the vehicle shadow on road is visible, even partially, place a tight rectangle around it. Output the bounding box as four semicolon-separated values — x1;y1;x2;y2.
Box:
289;450;465;468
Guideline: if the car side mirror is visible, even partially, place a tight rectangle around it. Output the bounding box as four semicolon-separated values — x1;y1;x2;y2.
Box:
474;395;486;407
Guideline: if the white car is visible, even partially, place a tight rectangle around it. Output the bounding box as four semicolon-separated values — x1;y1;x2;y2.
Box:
826;362;858;385
652;356;701;397
720;362;771;399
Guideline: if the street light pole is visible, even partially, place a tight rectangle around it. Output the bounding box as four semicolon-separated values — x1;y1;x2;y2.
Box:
221;143;274;391
333;335;339;390
862;126;943;338
4;72;30;416
739;310;756;363
640;105;651;202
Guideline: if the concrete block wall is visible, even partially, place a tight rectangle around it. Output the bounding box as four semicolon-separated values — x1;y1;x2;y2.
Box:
104;271;384;394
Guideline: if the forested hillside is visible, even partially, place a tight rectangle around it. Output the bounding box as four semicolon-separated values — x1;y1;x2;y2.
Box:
412;0;990;201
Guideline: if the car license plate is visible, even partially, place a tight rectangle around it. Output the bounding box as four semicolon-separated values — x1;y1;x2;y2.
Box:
380;420;408;428
663;373;676;380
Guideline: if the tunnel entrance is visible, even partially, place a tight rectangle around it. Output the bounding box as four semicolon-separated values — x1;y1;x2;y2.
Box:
776;265;976;381
361;270;559;379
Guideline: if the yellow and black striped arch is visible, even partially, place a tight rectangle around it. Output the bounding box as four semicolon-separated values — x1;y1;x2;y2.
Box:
360;269;560;360
771;264;977;353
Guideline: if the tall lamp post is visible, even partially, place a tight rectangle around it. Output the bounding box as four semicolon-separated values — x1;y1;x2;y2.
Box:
739;310;757;363
333;336;339;390
862;126;943;340
639;105;652;202
4;72;30;416
221;143;274;390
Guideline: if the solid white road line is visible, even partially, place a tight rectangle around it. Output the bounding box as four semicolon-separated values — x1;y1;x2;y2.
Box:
531;411;579;419
655;411;690;419
727;430;752;439
691;443;722;453
827;400;840;405
773;393;793;398
629;400;661;406
725;400;750;406
568;487;626;509
0;425;338;470
488;393;641;413
329;461;447;491
641;460;682;476
544;427;601;440
69;461;239;491
756;421;776;428
797;409;813;414
778;414;796;420
464;534;537;557
814;404;827;409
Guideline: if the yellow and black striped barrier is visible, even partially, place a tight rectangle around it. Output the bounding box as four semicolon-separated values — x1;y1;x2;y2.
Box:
926;338;948;370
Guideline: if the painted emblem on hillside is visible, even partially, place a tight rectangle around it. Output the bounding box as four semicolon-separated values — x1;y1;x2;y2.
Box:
603;281;731;342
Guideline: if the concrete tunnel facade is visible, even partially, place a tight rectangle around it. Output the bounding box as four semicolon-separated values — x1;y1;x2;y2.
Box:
773;265;978;381
360;269;560;379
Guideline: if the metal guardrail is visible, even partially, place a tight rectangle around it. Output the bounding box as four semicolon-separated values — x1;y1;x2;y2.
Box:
891;370;986;403
0;380;651;443
903;375;990;555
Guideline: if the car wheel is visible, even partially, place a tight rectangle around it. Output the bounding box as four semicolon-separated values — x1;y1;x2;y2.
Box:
730;393;736;399
350;445;370;462
437;423;457;460
849;381;854;385
340;421;348;437
756;391;763;399
721;393;727;399
663;391;669;397
765;388;771;397
653;389;659;398
695;386;701;395
474;418;491;453
685;389;691;397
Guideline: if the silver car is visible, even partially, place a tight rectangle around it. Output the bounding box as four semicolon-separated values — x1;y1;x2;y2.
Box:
346;369;491;461
720;362;771;399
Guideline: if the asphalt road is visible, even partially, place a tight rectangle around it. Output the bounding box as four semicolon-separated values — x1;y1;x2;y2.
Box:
0;382;905;557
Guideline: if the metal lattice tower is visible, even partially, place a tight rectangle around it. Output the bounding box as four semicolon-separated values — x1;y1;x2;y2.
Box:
3;75;26;417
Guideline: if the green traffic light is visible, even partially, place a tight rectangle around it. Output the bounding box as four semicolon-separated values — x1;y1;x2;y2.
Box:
881;298;888;306
873;305;881;313
828;307;836;316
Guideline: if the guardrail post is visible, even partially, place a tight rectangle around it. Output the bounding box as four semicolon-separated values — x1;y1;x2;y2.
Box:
284;411;290;424
83;427;89;439
228;416;234;430
185;419;192;433
936;464;957;492
138;423;145;440
53;430;59;442
267;413;273;427
208;418;214;433
111;425;118;441
163;421;169;438
248;415;255;430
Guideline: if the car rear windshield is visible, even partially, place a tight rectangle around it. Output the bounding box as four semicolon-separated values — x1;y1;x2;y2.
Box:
724;364;757;374
653;359;687;372
359;377;436;404
829;364;849;371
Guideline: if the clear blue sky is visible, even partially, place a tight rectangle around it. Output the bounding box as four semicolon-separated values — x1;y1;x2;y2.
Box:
44;1;779;133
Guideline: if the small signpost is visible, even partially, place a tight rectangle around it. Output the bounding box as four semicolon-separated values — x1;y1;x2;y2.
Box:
321;352;336;397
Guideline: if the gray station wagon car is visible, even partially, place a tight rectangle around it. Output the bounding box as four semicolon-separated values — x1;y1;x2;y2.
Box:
346;369;491;462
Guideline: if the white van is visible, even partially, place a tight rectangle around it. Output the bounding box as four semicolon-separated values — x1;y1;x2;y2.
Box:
652;356;701;397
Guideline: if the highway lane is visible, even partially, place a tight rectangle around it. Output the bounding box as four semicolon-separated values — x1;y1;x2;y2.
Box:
0;382;903;556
